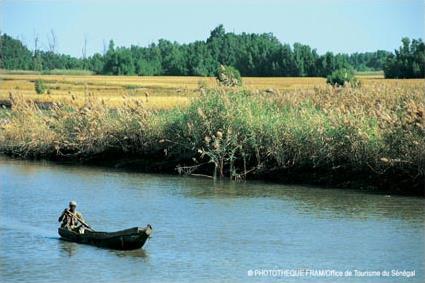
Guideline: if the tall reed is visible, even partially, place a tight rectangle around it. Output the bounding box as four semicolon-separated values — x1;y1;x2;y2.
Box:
1;81;423;193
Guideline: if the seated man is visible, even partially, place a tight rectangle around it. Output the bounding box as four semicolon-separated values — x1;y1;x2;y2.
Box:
58;201;90;233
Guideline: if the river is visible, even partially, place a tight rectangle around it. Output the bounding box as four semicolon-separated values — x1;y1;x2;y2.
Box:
0;157;424;282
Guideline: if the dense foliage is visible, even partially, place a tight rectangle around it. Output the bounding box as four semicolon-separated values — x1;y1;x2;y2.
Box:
0;26;409;77
326;69;358;87
0;34;33;70
348;50;391;72
383;38;425;78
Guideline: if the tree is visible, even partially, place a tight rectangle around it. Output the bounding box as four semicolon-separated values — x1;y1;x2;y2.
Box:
47;29;57;53
187;41;216;76
276;44;297;76
88;53;104;74
293;43;319;76
158;39;188;75
207;25;226;67
3;27;415;79
103;44;135;75
0;34;33;70
384;38;425;78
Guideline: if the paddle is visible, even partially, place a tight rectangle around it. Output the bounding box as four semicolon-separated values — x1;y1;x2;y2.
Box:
64;210;93;231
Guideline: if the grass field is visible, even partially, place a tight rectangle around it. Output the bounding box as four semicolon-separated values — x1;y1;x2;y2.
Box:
0;72;392;109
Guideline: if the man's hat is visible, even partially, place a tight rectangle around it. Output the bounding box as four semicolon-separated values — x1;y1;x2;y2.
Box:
69;200;77;206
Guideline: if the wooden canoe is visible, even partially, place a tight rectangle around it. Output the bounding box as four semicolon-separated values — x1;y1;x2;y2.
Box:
58;225;152;250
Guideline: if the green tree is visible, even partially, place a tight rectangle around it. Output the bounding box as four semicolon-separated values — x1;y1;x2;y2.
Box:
384;38;425;78
2;28;411;79
102;41;135;75
158;39;188;75
88;53;105;74
0;34;33;70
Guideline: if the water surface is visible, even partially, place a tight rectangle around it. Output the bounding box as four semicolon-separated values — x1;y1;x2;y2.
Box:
0;157;424;282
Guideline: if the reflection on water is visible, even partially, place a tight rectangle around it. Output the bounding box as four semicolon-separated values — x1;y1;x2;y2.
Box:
58;238;149;259
111;248;149;259
181;181;425;222
1;157;424;283
59;241;80;257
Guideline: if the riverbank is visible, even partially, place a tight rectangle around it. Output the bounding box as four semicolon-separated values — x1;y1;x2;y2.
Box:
1;81;424;195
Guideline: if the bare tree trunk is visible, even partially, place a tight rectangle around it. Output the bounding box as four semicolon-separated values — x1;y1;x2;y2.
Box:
33;30;39;55
47;29;56;53
82;36;88;58
102;39;107;55
82;35;88;69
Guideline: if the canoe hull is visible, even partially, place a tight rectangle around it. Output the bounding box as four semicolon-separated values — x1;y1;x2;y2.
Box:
58;225;152;250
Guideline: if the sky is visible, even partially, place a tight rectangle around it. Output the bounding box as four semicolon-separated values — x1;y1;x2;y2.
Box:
1;0;424;57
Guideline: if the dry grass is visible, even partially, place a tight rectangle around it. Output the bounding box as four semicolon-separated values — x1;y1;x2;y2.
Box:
0;73;424;193
2;73;418;109
0;74;319;109
0;74;207;109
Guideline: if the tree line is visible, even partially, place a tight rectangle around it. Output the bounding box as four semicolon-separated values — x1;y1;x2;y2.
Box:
0;25;423;78
383;37;425;78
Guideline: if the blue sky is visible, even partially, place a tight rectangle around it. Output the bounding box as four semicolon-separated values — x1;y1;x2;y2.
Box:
1;0;423;57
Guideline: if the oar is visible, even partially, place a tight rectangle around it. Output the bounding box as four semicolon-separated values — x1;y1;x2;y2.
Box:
65;210;93;230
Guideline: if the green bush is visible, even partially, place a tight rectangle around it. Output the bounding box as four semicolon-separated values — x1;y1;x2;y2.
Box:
216;65;242;87
34;80;46;94
326;69;358;87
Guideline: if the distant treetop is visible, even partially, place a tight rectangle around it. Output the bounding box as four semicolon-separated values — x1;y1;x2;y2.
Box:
0;26;423;78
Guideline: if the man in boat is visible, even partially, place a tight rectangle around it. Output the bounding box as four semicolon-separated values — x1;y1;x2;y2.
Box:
58;201;91;233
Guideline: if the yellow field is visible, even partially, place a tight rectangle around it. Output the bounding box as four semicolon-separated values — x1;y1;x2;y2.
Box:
0;72;422;109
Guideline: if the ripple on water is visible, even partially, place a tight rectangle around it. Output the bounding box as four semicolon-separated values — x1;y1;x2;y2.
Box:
0;157;424;283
